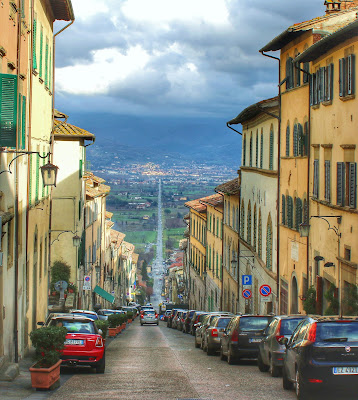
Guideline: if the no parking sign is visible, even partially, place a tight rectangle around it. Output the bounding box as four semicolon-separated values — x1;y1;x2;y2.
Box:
242;288;252;299
259;285;271;297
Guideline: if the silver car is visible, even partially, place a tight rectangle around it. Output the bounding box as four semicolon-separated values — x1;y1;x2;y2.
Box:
140;309;159;325
203;316;233;355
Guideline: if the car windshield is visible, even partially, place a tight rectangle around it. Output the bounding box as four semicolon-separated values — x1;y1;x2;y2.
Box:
71;312;98;320
240;317;270;331
189;311;195;317
199;314;208;323
317;321;358;342
281;318;305;335
51;320;96;334
144;310;156;315
217;318;231;328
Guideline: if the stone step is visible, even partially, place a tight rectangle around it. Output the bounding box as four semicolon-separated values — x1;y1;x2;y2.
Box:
0;361;19;381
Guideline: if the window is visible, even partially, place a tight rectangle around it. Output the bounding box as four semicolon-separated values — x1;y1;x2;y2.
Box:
295;61;301;87
258;210;262;259
339;55;355;97
260;131;263;168
0;74;18;147
253;205;257;251
255;131;258;167
247;202;251;245
295;198;302;231
243;135;246;166
249;134;253;167
286;57;294;89
32;18;37;69
303;62;310;84
266;217;272;270
310;65;334;106
324;160;331;202
269;128;274;170
240;201;245;238
282;195;286;225
303;122;309;156
313;159;319;198
287;196;293;228
297;123;304;156
293;124;298;156
286;125;290;157
39;24;43;79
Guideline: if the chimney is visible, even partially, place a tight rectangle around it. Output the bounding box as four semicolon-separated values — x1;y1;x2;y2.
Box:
325;0;358;13
340;0;358;9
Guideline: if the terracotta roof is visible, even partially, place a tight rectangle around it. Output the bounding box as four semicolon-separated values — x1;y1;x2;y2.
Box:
54;119;95;141
106;220;114;229
110;230;125;247
199;193;223;208
132;253;139;264
86;183;110;198
215;178;240;195
184;199;207;213
49;0;75;21
54;109;68;119
121;241;135;258
260;7;358;52
227;97;279;125
295;19;358;63
105;211;113;219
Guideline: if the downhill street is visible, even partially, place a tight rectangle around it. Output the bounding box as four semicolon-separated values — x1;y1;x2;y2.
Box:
47;319;297;400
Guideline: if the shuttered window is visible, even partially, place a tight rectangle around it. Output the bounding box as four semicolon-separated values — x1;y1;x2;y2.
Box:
303;62;310;84
295;198;303;231
33;18;37;70
240;202;245;239
337;162;345;206
313;159;319;198
243;135;246;166
293;124;298;157
324;160;331;202
349;162;357;208
266;221;272;270
297;123;304;156
255;132;258;167
295;62;301;87
79;159;83;178
303;199;308;223
347;54;355;95
287;196;293;228
286;57;294;89
0;74;18;147
253;207;257;251
269;128;274;170
39;25;43;78
340;55;355;97
21;95;26;149
326;63;334;101
282;195;286;225
45;38;49;87
249;134;253;167
258;212;262;259
260;132;263;168
303;122;309;156
247;203;251;245
286;125;290;157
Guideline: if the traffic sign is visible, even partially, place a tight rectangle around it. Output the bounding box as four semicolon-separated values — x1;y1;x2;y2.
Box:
83;275;91;291
260;285;272;297
242;275;252;286
242;288;252;299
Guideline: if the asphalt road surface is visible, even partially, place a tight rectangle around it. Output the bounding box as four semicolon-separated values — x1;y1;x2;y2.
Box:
46;320;300;400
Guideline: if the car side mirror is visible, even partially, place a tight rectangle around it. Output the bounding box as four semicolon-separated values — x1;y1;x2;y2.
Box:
278;337;288;347
37;321;44;326
98;329;103;335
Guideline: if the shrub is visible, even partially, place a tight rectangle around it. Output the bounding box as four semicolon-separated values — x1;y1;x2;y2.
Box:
30;326;67;368
107;314;118;328
127;311;134;320
324;284;339;315
303;286;316;314
51;260;71;285
95;320;109;339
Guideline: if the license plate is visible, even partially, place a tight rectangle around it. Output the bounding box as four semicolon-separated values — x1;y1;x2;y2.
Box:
249;338;262;343
333;367;358;375
65;339;84;345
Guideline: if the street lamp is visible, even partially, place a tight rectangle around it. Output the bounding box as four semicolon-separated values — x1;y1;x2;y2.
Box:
40;162;59;187
72;234;81;248
299;216;342;238
50;230;81;246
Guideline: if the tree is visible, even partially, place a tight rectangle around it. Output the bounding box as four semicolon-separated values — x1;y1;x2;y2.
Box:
303;286;316;314
324;284;339;315
141;260;149;281
164;209;171;215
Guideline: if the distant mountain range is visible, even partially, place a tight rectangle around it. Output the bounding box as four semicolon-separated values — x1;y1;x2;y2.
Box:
70;113;242;167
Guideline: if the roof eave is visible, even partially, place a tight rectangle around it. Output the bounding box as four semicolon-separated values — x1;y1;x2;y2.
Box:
259;29;305;52
50;0;75;21
227;97;279;125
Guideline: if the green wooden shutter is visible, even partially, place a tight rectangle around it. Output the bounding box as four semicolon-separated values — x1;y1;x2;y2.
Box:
21;96;26;149
287;196;293;228
269;129;274;170
79;159;83;178
42;152;45;197
339;58;345;97
249;134;253;167
286;125;290;156
260;132;263;168
325;160;331;202
266;222;272;269
295;198;302;231
253;209;257;250
337;162;345;206
49;52;52;91
33;19;37;70
247;205;251;244
0;74;18;147
348;54;355;95
293;124;298;157
45;39;49;87
39;26;43;78
243;135;246;165
29;154;32;206
349;162;357;208
258;213;262;258
255;133;258;167
298;123;303;156
18;93;22;148
282;195;286;225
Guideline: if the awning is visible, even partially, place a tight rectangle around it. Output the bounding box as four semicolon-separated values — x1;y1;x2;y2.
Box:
93;285;115;304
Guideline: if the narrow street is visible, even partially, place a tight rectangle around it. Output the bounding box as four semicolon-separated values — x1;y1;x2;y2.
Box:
47;320;296;400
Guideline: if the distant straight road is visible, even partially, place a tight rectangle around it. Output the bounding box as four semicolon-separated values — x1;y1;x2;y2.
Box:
47;319;299;400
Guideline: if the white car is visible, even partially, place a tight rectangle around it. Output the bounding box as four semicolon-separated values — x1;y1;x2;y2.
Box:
140;310;159;325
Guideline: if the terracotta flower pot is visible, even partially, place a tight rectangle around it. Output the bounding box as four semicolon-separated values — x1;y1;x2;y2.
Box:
116;325;122;334
68;288;74;293
108;327;117;337
128;319;132;323
29;359;61;389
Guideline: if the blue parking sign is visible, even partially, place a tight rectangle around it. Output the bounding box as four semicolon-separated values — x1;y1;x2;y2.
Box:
242;275;252;286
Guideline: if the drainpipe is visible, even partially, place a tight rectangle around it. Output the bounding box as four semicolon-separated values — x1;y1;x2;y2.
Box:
260;51;281;314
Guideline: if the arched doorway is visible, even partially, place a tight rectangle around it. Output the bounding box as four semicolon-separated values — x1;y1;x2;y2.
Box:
291;276;298;314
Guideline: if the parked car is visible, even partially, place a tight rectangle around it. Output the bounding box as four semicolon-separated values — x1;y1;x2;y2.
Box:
258;315;305;377
220;315;272;364
183;310;196;333
203;316;233;355
176;311;186;331
43;312;68;326
163;310;171;322
48;315;105;373
140;309;159;325
190;311;207;335
140;305;154;315
172;309;185;329
194;313;211;348
121;306;138;316
70;310;99;321
281;316;358;399
199;313;233;349
167;308;179;328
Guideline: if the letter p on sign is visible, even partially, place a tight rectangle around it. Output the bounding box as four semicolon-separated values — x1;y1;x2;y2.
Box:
242;275;252;286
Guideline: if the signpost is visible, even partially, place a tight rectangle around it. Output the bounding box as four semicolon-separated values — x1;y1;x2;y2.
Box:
242;288;252;299
242;275;252;286
259;284;272;297
83;275;91;291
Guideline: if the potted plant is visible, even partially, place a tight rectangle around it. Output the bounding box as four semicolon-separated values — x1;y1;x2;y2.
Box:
107;314;118;337
114;314;122;334
95;320;109;341
121;314;127;330
127;311;133;323
29;326;67;389
67;282;78;294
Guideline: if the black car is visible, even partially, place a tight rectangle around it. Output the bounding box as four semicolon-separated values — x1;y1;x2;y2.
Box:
281;316;358;399
258;315;305;377
220;315;272;364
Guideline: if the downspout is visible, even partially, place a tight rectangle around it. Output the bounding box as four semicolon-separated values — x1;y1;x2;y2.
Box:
260;51;281;314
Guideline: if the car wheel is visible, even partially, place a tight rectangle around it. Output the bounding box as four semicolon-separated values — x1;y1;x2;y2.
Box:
156;322;159;325
295;369;308;400
195;339;200;348
269;355;281;377
95;353;105;374
258;351;269;372
282;365;293;390
220;345;227;361
227;347;236;365
206;345;214;356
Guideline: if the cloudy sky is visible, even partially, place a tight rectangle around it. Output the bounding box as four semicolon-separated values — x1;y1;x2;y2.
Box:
54;0;324;159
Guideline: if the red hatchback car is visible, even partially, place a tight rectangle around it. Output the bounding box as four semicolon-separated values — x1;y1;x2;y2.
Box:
49;315;105;373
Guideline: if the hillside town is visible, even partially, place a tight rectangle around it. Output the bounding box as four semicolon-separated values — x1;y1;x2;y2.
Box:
1;0;358;399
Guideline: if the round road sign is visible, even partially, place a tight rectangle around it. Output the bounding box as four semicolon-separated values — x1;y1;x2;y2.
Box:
259;285;272;297
242;288;252;299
